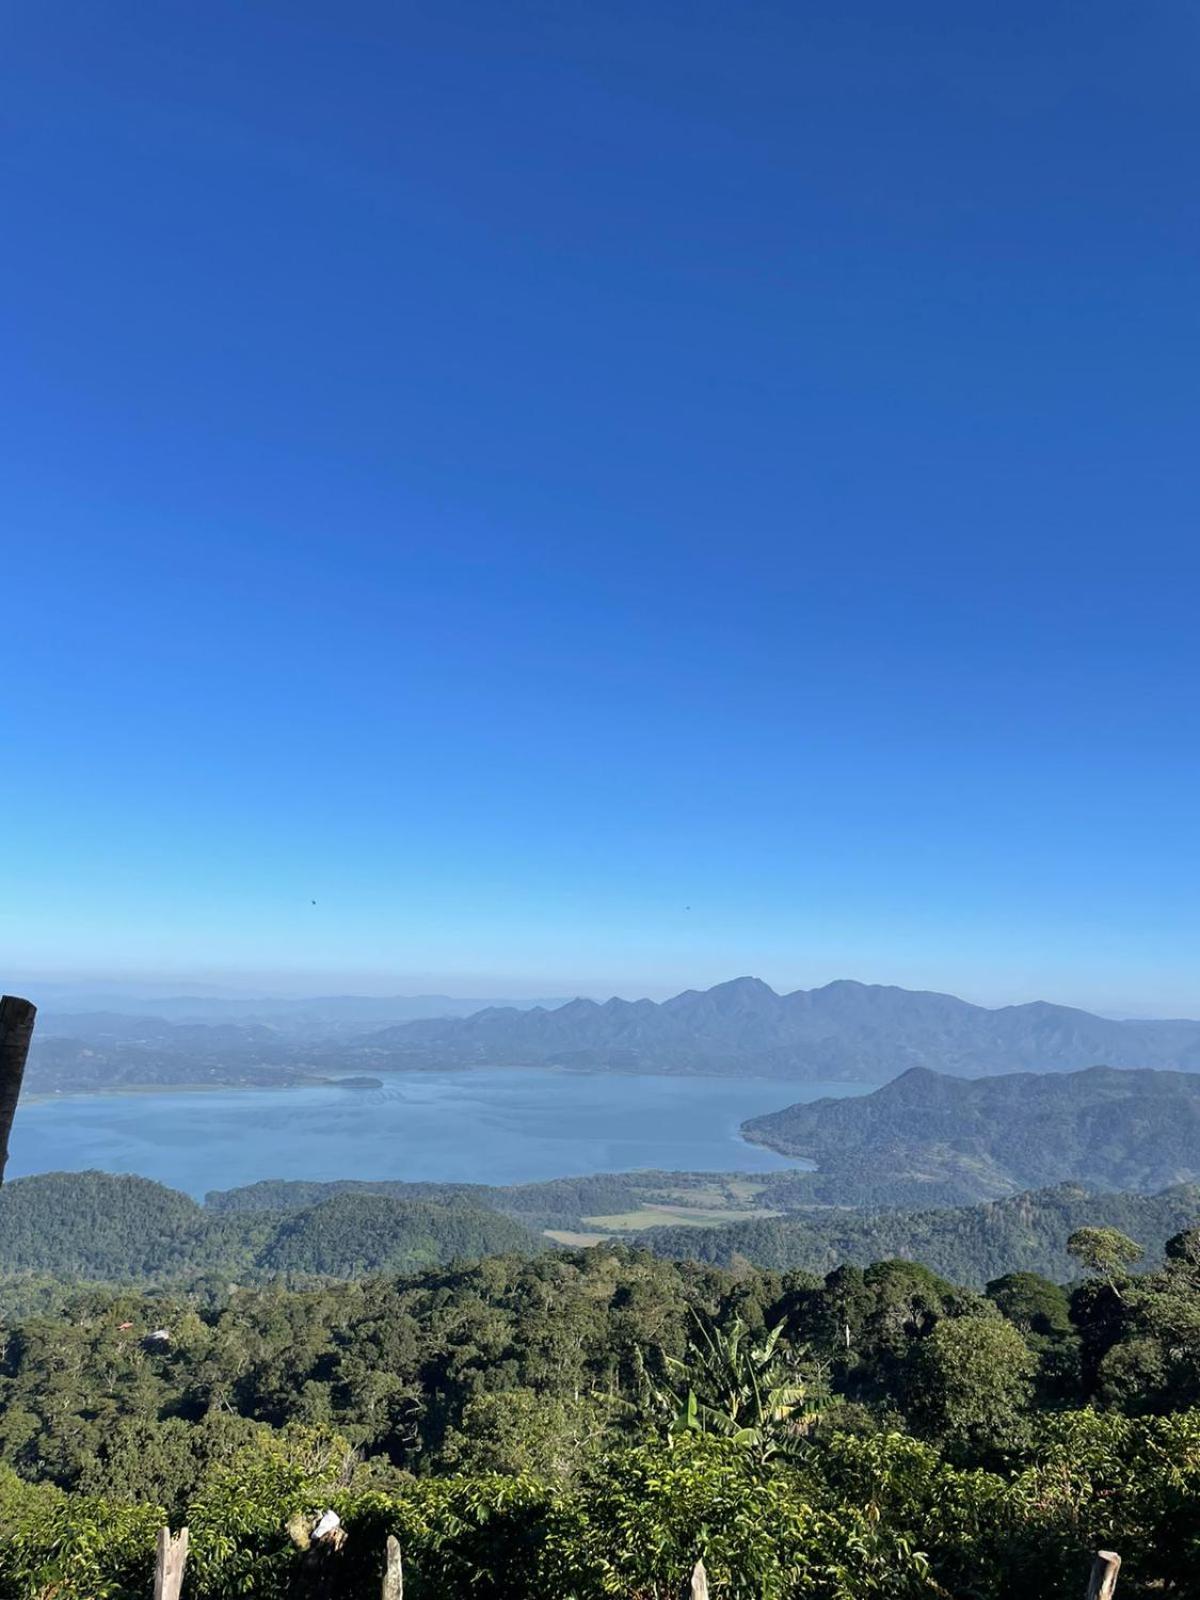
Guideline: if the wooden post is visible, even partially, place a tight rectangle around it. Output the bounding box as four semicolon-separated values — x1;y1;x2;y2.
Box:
0;996;36;1185
153;1526;189;1600
382;1534;403;1600
688;1559;709;1600
1086;1550;1121;1600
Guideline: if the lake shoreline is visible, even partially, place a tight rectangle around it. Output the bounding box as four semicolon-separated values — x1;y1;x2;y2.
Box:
8;1067;874;1199
24;1059;887;1105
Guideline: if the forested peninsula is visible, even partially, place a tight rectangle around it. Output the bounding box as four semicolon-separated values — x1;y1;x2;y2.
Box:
744;1064;1200;1204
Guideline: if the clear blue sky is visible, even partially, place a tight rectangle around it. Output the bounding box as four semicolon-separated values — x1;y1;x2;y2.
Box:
2;2;1198;1012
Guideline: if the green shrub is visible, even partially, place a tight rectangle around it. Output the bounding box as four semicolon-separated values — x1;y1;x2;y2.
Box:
0;1466;161;1600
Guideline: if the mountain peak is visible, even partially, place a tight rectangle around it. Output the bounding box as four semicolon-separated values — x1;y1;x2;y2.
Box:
701;977;780;1013
710;976;777;997
352;977;1200;1084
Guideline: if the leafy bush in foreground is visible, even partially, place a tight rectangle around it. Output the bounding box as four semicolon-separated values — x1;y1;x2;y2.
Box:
4;1413;1200;1599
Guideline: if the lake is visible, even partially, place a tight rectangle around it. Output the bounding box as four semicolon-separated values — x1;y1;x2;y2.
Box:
7;1069;871;1198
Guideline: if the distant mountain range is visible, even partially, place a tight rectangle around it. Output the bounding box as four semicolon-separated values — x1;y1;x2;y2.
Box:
349;976;1200;1080
26;1018;326;1093
25;994;571;1090
22;976;1200;1092
34;990;569;1037
743;1064;1200;1205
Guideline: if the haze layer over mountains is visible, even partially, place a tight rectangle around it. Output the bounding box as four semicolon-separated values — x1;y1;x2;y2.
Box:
24;976;1200;1092
357;976;1200;1079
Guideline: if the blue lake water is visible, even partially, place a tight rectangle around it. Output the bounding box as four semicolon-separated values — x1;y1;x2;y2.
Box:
7;1070;871;1199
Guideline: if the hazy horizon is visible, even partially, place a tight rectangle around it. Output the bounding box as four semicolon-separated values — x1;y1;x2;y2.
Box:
9;967;1199;1022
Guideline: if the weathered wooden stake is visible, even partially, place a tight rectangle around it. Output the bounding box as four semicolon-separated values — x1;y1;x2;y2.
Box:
382;1534;403;1599
1086;1550;1121;1600
153;1525;189;1600
0;996;36;1186
688;1559;709;1600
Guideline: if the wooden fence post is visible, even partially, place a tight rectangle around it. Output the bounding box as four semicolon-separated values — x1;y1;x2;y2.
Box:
1086;1550;1120;1600
0;996;36;1186
382;1534;403;1599
688;1559;709;1600
153;1526;189;1600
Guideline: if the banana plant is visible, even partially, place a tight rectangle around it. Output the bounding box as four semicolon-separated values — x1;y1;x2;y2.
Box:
655;1313;823;1462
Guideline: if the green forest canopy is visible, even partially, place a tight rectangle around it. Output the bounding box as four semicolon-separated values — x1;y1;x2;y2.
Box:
4;1220;1200;1597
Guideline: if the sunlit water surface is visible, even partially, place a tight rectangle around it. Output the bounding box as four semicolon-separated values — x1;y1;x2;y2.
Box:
9;1069;872;1199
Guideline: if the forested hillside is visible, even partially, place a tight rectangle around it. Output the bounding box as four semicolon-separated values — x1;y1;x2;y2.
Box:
0;1172;534;1285
5;1228;1200;1597
205;1169;695;1231
639;1181;1200;1282
210;1171;1200;1285
5;1170;1200;1295
745;1064;1200;1204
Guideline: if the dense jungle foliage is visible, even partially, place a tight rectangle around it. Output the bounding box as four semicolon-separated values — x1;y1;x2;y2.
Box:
4;1221;1200;1596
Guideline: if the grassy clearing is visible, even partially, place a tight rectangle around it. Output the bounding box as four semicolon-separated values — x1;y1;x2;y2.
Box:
541;1178;779;1245
583;1202;778;1232
649;1177;769;1209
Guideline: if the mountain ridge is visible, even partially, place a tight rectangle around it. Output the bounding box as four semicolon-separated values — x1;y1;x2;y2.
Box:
347;975;1200;1080
24;976;1200;1091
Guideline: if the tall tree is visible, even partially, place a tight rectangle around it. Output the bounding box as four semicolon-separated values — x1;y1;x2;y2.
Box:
1067;1227;1144;1299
